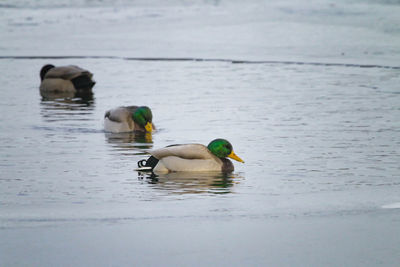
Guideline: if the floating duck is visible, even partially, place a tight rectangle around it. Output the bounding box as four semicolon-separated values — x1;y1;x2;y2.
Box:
39;64;95;95
104;106;154;133
137;138;244;173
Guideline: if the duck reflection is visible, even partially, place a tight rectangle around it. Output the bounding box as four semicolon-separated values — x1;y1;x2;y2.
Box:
40;90;94;103
138;171;243;195
105;132;153;154
40;91;94;122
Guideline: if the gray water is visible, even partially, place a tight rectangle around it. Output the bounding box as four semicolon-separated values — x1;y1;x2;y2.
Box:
1;0;400;266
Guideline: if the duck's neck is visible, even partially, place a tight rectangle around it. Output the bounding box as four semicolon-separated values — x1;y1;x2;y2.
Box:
220;158;234;172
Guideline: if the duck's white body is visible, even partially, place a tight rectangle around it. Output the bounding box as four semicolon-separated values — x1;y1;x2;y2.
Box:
104;118;132;133
40;65;95;93
149;144;233;173
104;106;137;133
40;78;75;93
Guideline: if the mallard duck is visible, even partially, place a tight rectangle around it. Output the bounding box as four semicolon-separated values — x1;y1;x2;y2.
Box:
104;106;154;133
39;64;95;94
137;138;244;173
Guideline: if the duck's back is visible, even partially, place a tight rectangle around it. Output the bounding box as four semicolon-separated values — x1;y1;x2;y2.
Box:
44;65;92;80
150;144;215;160
104;106;136;133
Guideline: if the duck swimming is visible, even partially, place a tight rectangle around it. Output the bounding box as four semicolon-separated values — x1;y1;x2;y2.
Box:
39;64;95;94
137;139;244;173
104;106;154;133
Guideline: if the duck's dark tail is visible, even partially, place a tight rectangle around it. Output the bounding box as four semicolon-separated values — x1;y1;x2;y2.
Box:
137;156;159;171
71;75;96;90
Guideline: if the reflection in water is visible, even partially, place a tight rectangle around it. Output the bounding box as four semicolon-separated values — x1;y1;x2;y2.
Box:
40;91;95;122
105;132;153;154
138;171;243;195
40;90;94;104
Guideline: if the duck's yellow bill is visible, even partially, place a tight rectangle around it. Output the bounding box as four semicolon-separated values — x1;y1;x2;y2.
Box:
228;151;244;163
145;122;153;132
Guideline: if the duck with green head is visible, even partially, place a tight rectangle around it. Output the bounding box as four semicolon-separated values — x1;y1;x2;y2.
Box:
137;138;244;173
104;106;154;133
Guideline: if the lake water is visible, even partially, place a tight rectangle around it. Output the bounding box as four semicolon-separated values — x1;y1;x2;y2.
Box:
1;0;400;266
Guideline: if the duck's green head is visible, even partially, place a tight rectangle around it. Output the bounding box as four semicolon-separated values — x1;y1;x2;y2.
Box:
133;106;153;132
207;139;244;163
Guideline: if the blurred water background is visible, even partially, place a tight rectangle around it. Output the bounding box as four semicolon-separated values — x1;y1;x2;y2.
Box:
0;0;400;266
